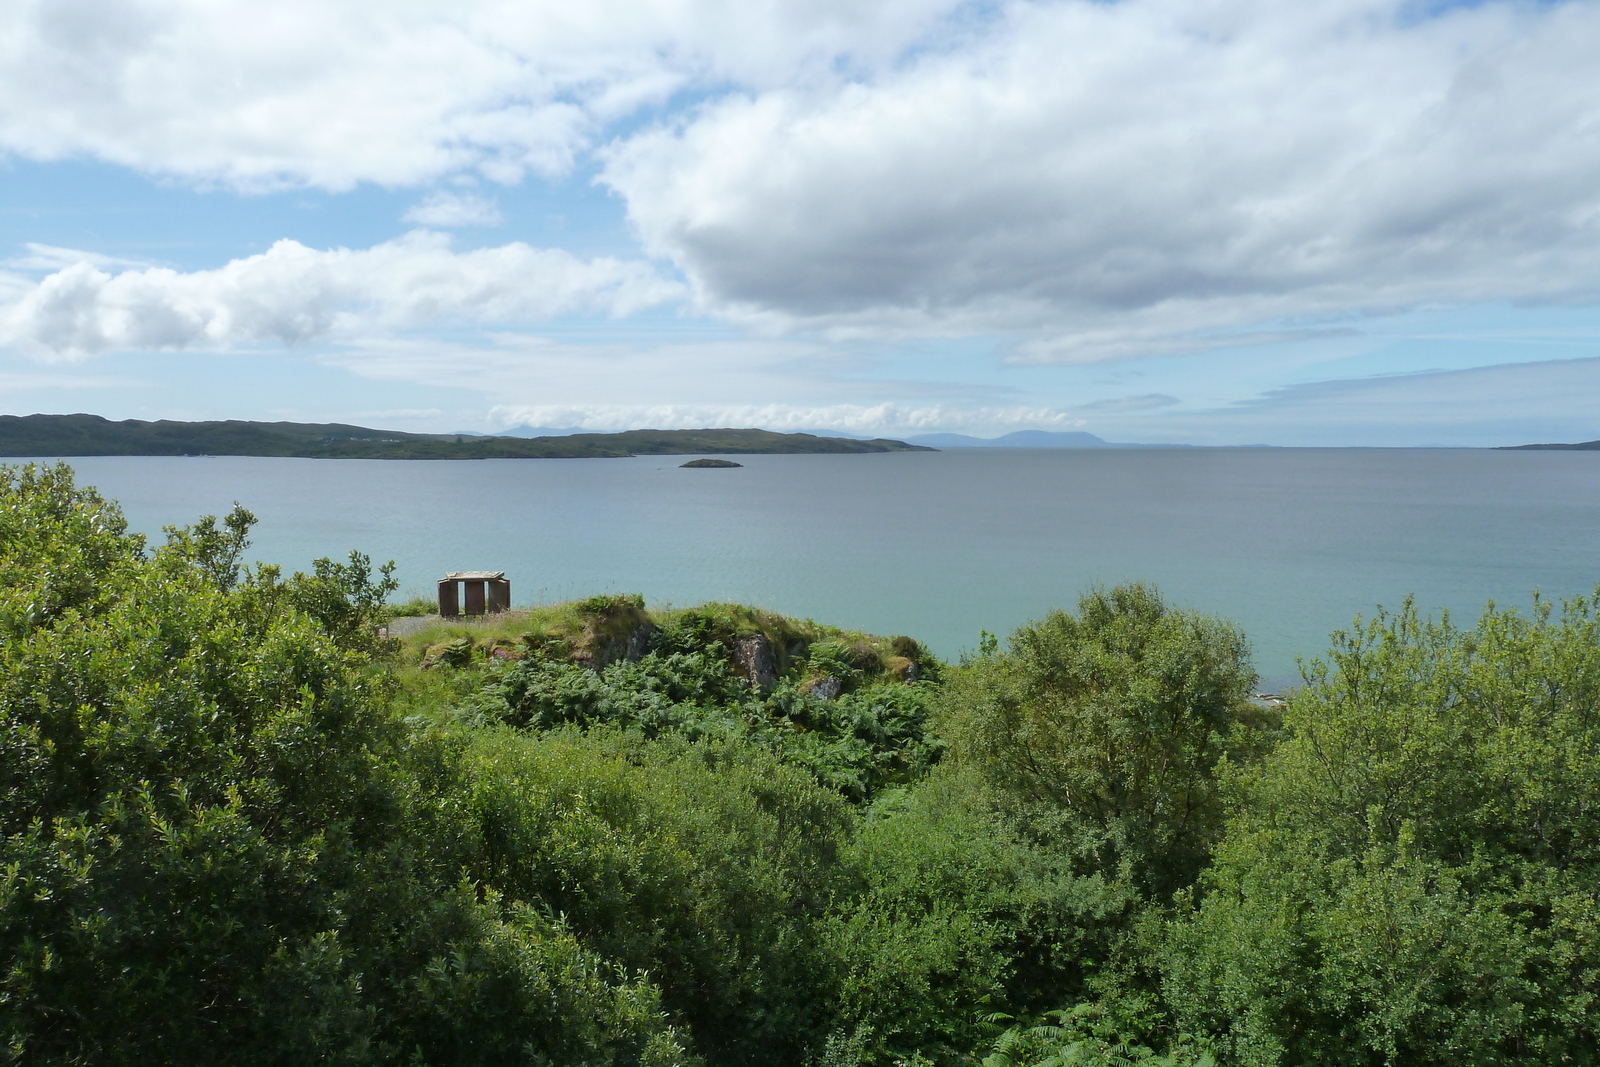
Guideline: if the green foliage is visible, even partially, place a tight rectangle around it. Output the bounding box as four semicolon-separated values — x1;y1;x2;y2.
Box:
824;768;1137;1063
939;584;1264;896
466;647;942;803
1164;596;1600;1066
158;501;256;589
0;463;691;1065
19;460;1600;1067
0;462;143;636
462;728;850;1067
386;596;436;618
982;998;1214;1067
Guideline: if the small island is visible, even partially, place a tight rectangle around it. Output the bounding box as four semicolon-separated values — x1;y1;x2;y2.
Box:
680;458;743;468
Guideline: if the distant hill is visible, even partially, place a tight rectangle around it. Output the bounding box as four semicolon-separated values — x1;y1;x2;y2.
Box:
0;414;934;459
904;430;1112;448
495;424;590;438
1498;440;1600;450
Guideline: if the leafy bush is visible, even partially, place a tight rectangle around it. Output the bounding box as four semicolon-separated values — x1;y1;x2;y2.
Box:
462;727;850;1067
0;463;691;1065
824;768;1137;1063
20;461;1600;1067
469;644;942;803
937;584;1266;896
982;998;1214;1067
1163;596;1600;1065
386;595;436;618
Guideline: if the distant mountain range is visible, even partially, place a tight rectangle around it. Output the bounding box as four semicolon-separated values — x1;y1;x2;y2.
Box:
492;425;593;438
897;430;1191;448
0;414;933;459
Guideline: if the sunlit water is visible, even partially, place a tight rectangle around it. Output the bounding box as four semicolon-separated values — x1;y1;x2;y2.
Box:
26;448;1600;691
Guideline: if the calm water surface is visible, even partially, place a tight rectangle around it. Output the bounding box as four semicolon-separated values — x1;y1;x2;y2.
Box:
32;448;1600;690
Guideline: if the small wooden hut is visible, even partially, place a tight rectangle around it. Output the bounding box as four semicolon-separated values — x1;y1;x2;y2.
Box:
438;571;510;617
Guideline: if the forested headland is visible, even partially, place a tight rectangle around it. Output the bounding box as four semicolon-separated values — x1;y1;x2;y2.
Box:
0;414;932;459
2;462;1596;1066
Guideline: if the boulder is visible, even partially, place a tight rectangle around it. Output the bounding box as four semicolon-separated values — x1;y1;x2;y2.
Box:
487;639;524;662
421;636;475;669
886;655;919;682
567;594;659;670
801;675;843;701
732;634;780;694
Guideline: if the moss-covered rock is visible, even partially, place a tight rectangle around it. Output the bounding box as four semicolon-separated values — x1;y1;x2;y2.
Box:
422;635;477;669
885;655;919;682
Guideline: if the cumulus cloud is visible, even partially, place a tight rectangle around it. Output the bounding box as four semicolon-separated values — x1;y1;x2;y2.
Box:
305;332;1088;435
0;232;683;359
487;402;1087;436
604;0;1600;356
403;192;503;229
0;0;962;190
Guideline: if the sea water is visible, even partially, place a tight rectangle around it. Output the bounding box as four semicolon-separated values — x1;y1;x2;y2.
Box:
27;448;1600;690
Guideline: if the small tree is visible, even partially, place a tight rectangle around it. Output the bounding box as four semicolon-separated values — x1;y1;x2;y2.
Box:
1164;595;1600;1065
939;584;1261;895
0;464;690;1065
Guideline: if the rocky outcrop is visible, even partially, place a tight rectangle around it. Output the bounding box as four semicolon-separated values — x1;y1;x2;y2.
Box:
886;656;919;682
800;675;843;701
574;621;658;670
732;634;780;694
567;594;659;671
421;636;476;669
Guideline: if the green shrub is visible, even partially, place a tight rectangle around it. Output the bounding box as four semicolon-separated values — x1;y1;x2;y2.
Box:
386;596;436;618
0;463;691;1065
982;997;1214;1067
462;728;851;1067
825;768;1138;1063
468;646;942;803
937;584;1264;897
1163;596;1600;1065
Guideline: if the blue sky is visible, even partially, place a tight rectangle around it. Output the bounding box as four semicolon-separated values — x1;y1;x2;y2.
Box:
2;0;1600;445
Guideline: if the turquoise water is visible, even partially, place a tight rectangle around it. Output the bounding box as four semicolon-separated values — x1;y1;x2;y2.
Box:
30;449;1600;690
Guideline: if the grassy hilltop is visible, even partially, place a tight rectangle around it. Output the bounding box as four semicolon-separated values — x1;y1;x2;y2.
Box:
3;461;1598;1066
0;413;933;459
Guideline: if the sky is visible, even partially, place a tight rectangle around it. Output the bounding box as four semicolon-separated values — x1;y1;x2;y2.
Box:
2;0;1600;446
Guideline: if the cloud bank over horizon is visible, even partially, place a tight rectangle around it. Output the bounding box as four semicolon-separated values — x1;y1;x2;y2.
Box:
2;0;1599;443
1;234;680;359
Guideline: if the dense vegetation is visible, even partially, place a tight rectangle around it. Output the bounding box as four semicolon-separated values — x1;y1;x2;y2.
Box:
2;462;1596;1065
0;415;930;459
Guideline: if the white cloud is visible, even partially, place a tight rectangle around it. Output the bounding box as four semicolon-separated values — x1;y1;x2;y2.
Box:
403;192;503;229
3;243;156;272
604;0;1600;357
311;333;1089;435
487;402;1086;436
0;231;684;359
0;0;963;191
1116;356;1600;447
